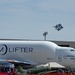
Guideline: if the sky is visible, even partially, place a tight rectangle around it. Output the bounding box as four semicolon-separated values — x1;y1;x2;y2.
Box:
0;0;75;41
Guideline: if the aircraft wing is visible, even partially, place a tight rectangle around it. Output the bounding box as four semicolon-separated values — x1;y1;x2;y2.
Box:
0;59;34;66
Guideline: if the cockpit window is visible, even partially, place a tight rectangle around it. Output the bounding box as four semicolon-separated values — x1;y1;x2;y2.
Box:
70;49;75;51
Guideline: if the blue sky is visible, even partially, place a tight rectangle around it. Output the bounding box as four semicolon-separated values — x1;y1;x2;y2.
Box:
0;0;75;41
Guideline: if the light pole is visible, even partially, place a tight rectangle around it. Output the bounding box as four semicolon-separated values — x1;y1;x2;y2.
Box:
43;32;48;41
